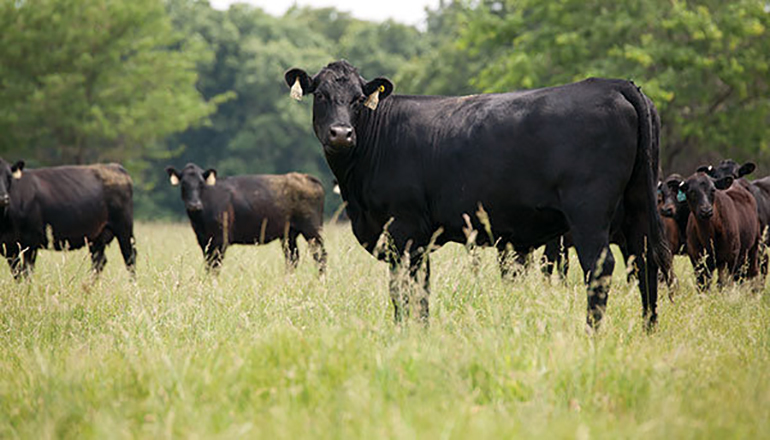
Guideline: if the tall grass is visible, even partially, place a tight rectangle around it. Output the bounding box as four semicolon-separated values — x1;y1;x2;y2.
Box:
0;222;768;438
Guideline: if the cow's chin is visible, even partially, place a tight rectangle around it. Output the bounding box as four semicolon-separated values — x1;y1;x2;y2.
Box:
323;141;356;154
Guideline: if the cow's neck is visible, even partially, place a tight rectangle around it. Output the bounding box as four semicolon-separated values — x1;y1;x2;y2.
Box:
693;204;725;247
324;100;396;207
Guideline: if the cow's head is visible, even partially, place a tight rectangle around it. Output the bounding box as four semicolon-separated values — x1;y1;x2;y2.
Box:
658;173;685;218
697;159;756;181
166;163;217;212
285;60;393;152
0;159;24;209
680;172;733;221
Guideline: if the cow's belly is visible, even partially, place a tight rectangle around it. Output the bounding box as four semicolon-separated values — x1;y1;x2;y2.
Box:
230;215;288;245
46;206;109;250
435;203;569;249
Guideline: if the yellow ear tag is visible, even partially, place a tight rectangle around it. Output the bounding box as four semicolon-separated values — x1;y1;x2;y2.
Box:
205;173;217;186
12;169;22;180
169;174;179;186
290;77;303;101
364;87;381;110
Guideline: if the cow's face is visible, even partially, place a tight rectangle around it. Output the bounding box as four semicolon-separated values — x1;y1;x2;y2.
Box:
697;159;755;181
285;60;393;152
659;174;685;218
680;173;733;221
0;159;24;209
166;164;216;212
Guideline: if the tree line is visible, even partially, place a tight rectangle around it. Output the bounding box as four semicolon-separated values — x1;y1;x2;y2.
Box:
1;0;767;219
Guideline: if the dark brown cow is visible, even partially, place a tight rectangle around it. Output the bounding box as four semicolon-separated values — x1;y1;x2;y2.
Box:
166;163;327;273
699;159;770;275
0;159;136;278
658;173;690;255
680;172;760;290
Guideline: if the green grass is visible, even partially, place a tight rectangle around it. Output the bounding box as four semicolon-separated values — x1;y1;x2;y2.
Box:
1;222;768;438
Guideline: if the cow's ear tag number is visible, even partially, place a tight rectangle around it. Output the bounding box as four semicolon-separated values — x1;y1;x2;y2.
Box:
364;86;384;110
677;190;686;202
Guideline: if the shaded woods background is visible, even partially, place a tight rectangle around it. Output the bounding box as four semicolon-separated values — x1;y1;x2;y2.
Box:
1;0;768;219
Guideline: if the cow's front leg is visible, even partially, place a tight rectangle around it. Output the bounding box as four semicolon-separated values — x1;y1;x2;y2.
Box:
410;253;431;322
388;259;409;323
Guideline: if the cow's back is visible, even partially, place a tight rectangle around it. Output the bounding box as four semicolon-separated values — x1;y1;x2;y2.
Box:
219;173;323;244
21;164;130;244
726;184;760;252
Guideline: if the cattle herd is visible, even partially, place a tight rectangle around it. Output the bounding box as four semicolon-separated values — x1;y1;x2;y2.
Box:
0;60;766;331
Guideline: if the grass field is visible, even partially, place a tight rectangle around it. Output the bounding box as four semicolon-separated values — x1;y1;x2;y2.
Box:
1;222;768;438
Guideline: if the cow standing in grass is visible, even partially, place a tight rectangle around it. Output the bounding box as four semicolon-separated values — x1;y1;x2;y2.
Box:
285;60;670;328
166;163;327;273
699;159;770;276
0;159;136;279
658;173;691;256
680;172;760;290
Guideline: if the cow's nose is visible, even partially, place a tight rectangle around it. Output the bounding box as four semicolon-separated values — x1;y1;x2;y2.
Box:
186;202;203;212
328;125;354;147
661;206;674;217
0;195;9;206
699;208;713;220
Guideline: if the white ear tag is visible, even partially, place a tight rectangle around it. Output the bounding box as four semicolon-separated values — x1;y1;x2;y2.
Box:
12;169;22;180
364;89;380;110
169;174;179;186
205;173;217;186
290;77;303;101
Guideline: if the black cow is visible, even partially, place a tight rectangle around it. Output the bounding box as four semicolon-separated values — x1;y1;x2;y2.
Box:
166;163;327;273
0;159;136;278
285;60;670;328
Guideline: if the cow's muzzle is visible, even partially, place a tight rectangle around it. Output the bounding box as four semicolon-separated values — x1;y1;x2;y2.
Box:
186;202;203;212
697;208;714;220
660;205;675;217
0;194;9;207
327;125;355;148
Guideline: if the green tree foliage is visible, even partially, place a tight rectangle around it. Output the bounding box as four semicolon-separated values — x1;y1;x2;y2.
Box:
456;0;770;173
142;2;429;219
0;0;220;168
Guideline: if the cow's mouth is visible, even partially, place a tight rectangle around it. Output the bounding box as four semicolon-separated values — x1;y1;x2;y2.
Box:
697;209;714;220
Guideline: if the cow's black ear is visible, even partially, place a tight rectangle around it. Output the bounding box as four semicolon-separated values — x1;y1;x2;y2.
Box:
165;166;181;186
714;176;733;190
738;162;756;177
11;160;24;179
285;68;314;100
696;165;715;177
363;77;394;101
203;169;217;186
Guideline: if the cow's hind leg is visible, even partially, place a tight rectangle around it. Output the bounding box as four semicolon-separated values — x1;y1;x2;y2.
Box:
566;207;615;329
88;229;114;275
282;229;300;272
300;230;327;275
623;223;661;329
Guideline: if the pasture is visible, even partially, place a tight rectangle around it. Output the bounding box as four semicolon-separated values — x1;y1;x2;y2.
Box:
1;222;768;438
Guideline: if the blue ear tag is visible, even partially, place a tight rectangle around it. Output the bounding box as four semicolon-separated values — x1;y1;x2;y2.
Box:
677;190;686;202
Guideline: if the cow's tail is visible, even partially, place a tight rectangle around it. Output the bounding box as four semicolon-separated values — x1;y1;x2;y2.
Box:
620;82;672;281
